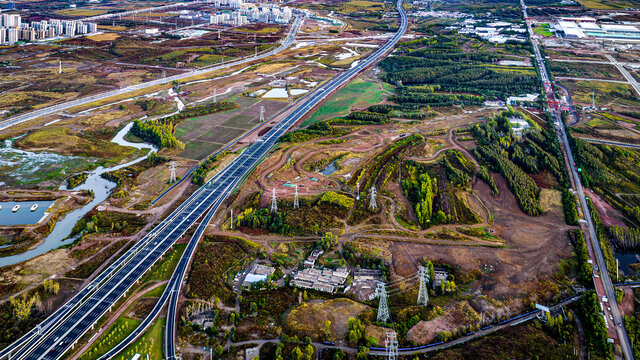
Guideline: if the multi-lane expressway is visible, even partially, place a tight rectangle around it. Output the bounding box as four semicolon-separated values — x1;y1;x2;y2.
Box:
0;15;301;132
522;1;634;359
0;1;407;359
0;15;299;360
135;1;407;359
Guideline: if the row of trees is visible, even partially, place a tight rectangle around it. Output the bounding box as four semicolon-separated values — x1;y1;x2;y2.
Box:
569;230;593;288
477;165;499;195
577;291;614;359
192;152;227;186
131;119;184;149
475;144;542;216
402;165;437;227
562;189;579;226
609;226;640;251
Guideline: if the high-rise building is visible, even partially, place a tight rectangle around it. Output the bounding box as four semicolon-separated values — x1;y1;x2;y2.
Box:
7;28;18;43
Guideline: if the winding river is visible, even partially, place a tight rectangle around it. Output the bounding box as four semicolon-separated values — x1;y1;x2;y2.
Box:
0;123;157;267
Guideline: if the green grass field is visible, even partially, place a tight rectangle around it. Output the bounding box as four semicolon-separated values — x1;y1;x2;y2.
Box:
302;79;390;127
113;318;165;360
143;244;186;282
79;317;141;360
533;24;552;37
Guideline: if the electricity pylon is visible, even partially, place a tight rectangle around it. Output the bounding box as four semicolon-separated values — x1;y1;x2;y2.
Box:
270;188;278;213
293;184;299;209
169;161;177;183
259;106;265;122
417;266;430;307
356;182;360;200
385;331;398;360
230;209;234;230
377;281;390;323
369;186;377;211
213;88;217;103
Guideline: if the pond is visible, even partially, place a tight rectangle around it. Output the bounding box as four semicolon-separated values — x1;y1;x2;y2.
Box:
0;124;156;267
0;200;55;226
262;88;289;99
320;159;340;176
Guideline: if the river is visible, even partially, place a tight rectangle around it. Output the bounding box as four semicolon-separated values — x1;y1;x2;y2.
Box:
0;123;157;267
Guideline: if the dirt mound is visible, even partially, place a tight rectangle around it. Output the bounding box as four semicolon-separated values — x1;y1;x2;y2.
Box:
283;298;371;340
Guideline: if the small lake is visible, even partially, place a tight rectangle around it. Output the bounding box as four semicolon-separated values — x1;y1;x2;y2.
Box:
320;159;340;176
0;124;156;267
262;88;289;99
0;200;55;226
616;251;640;276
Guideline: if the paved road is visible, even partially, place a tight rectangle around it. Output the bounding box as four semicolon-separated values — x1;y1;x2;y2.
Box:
554;76;630;84
0;16;301;132
228;296;580;356
0;16;301;360
605;54;640;97
159;1;407;359
577;137;640;149
523;1;634;359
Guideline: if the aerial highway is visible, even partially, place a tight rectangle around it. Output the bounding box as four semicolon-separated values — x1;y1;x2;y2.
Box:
99;0;408;358
0;1;407;358
523;1;634;359
0;15;301;132
0;16;300;360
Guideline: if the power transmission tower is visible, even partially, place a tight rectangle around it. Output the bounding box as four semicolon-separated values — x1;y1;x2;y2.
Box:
58;60;62;74
385;331;398;360
169;161;177;183
230;209;234;230
270;188;278;213
259;106;265;122
591;92;595;109
356;182;360;200
377;281;390;323
369;186;377;211
213;88;217;103
417;266;430;307
218;29;221;39
293;184;299;209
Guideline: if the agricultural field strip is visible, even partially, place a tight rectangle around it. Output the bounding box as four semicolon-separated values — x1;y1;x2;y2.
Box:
0;16;302;132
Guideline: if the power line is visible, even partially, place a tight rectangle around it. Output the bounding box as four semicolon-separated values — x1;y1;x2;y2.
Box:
293;184;299;209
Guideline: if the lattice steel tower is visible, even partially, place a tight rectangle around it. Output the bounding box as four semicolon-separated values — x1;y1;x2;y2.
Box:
270;188;278;213
356;182;360;201
417;266;430;307
169;161;177;183
369;186;377;211
260;106;265;122
293;184;299;209
385;331;398;360
377;281;390;323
